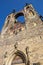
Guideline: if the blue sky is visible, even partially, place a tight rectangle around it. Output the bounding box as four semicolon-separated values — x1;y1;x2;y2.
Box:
0;0;43;31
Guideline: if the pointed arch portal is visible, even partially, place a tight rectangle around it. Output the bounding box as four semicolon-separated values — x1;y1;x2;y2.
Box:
5;50;26;65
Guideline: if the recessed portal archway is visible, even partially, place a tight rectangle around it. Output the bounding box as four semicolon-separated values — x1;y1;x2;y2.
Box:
5;50;26;65
11;50;26;65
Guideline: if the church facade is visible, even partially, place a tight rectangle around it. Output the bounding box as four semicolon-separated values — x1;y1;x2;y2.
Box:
0;4;43;65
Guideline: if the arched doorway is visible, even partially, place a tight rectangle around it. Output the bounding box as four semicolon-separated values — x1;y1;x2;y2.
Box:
11;50;26;65
5;50;26;65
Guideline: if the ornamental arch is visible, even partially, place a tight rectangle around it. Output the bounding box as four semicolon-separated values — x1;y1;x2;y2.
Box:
5;50;26;65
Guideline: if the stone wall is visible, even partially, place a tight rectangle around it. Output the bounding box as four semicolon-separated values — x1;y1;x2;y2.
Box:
0;4;43;65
